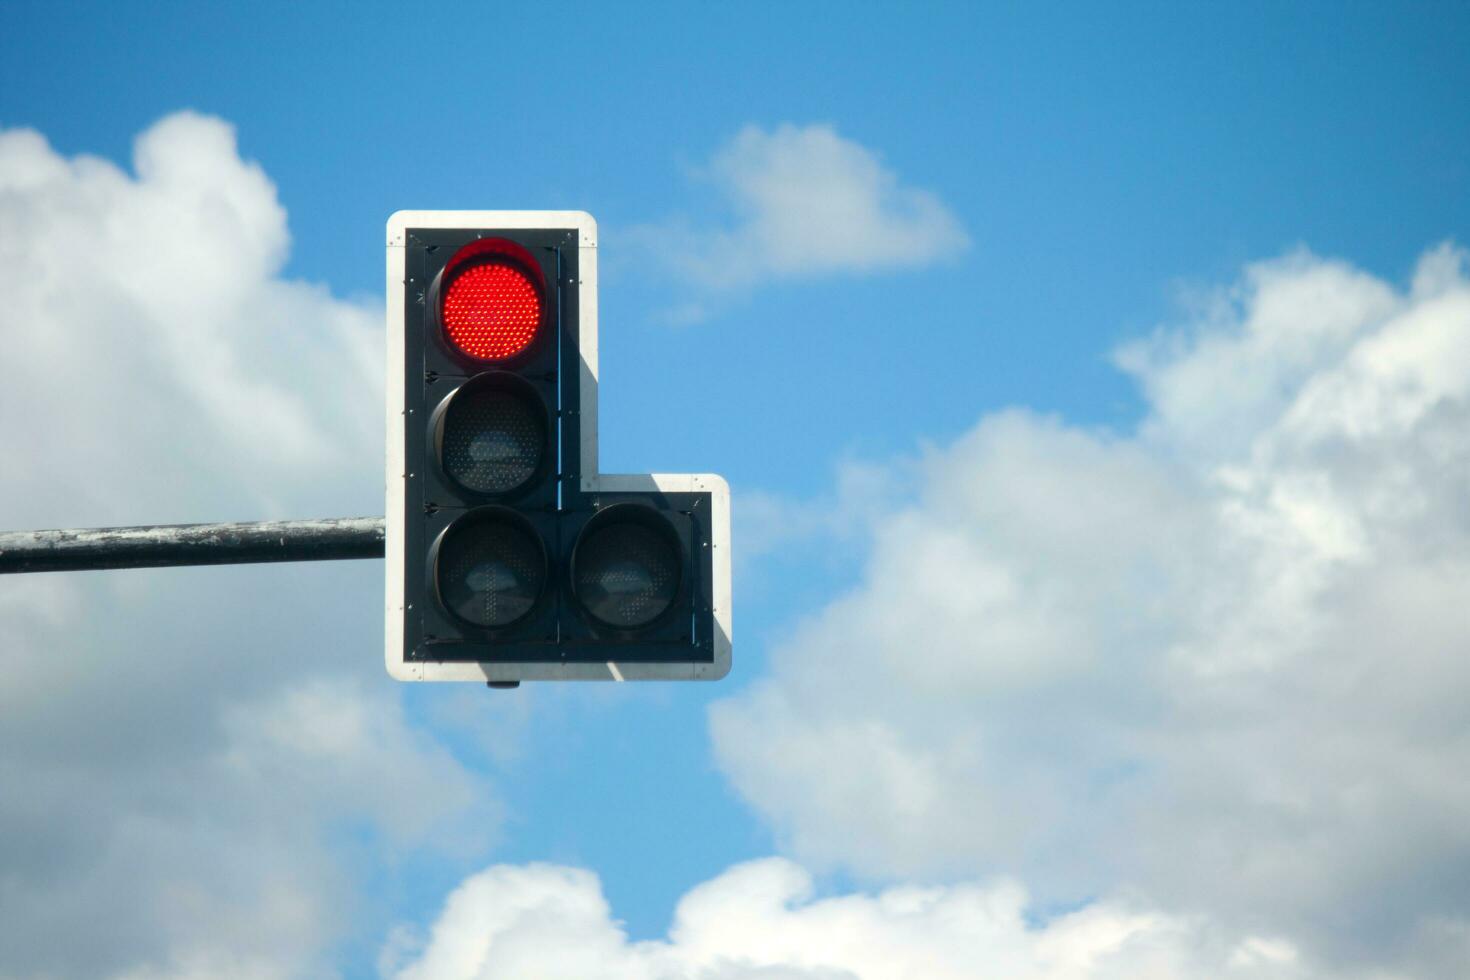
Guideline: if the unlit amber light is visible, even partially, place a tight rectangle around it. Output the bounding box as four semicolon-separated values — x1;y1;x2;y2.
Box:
442;261;541;361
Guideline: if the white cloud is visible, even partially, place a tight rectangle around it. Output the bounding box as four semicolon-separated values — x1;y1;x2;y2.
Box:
710;244;1470;975
736;458;909;571
0;110;380;529
632;123;968;292
385;856;1326;980
0;113;504;979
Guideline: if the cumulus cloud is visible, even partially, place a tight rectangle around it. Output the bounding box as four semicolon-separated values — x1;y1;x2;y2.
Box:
711;244;1470;975
384;856;1323;980
0;111;380;527
736;459;909;573
0;113;502;979
632;123;968;293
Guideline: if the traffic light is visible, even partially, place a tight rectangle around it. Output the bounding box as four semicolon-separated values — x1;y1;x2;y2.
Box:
385;211;731;683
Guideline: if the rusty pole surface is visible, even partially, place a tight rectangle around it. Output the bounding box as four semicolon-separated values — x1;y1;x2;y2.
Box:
0;517;385;574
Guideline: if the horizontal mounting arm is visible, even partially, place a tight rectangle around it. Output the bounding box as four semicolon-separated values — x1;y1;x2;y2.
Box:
0;517;385;574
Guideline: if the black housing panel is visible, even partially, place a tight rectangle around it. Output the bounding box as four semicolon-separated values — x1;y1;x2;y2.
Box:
399;227;714;668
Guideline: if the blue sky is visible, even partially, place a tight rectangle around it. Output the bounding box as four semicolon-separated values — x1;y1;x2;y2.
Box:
3;3;1470;978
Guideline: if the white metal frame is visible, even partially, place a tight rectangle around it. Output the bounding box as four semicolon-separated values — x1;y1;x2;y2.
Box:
386;211;731;682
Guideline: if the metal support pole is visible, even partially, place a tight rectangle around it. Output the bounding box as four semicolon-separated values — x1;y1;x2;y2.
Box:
0;517;385;574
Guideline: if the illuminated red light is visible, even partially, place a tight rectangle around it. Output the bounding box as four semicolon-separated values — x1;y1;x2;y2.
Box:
442;261;542;361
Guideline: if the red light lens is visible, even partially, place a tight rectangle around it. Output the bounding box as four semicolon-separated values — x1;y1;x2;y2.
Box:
442;261;542;361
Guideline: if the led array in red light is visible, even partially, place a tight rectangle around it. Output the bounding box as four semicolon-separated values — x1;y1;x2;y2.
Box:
442;261;542;361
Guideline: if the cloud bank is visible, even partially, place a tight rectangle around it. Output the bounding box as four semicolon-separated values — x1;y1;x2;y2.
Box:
384;857;1313;980
7;109;1465;980
712;245;1470;975
0;113;501;979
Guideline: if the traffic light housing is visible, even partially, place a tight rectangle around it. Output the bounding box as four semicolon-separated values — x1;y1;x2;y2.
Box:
386;211;731;682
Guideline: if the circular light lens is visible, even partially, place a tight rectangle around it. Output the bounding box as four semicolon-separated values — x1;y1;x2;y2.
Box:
436;512;546;628
440;379;545;495
573;513;681;629
442;260;542;361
